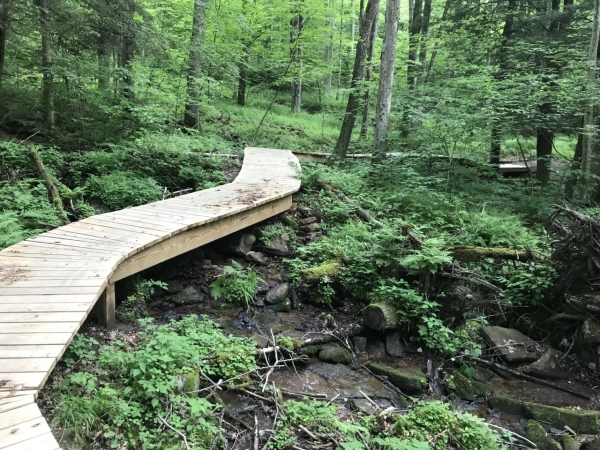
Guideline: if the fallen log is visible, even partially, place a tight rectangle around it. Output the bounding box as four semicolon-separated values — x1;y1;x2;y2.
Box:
300;256;342;284
451;246;534;262
363;302;398;330
29;145;70;224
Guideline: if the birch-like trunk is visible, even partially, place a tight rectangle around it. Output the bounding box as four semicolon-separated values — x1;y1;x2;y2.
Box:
290;13;303;113
579;0;600;200
0;2;9;91
184;0;207;129
332;0;380;159
359;1;380;138
416;0;431;86
372;0;400;159
34;0;54;130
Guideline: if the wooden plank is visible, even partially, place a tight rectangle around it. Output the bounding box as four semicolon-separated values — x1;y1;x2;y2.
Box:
18;240;118;255
0;303;91;313
0;417;51;449
1;431;59;450
2;279;106;289
0;403;42;429
98;283;115;330
78;217;168;237
0;312;87;323
0;396;34;414
0;295;97;304
0;358;56;373
0;323;79;333
0;346;65;358
110;195;291;282
85;216;176;234
0;391;38;400
1;271;105;281
0;287;102;296
0;334;72;345
65;221;163;241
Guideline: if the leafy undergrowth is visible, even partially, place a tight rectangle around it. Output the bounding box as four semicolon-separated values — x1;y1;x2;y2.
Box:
45;315;258;449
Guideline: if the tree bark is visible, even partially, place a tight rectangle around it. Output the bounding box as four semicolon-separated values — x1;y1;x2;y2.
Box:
372;0;400;160
565;118;583;200
290;13;303;113
359;3;380;138
97;29;111;90
34;0;54;130
332;0;380;160
580;0;600;202
237;47;249;106
29;145;69;224
184;0;207;129
336;0;344;100
417;0;431;86
406;0;422;89
364;302;398;330
489;0;517;166
0;2;9;91
119;0;136;101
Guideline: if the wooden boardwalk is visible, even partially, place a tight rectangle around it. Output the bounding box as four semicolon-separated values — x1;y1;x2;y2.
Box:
0;148;301;449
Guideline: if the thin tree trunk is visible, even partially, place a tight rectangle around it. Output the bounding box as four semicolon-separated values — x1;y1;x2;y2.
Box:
290;12;304;113
97;30;110;90
489;0;517;166
237;46;249;106
424;0;450;83
184;0;207;129
350;0;356;53
325;0;334;94
360;2;380;138
372;0;400;160
417;0;431;86
406;0;422;89
0;2;9;91
332;0;380;160
336;0;344;100
565;117;584;200
35;0;54;130
119;0;136;101
580;0;600;201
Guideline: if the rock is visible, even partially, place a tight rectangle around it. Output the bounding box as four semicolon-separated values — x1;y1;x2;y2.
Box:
299;224;315;232
385;330;404;357
298;217;317;225
562;434;581;450
527;420;562;450
166;280;185;294
445;371;487;401
246;251;267;264
175;370;200;397
585;438;600;450
366;341;386;359
229;233;256;256
308;362;356;381
353;336;367;354
159;266;178;282
480;326;545;363
264;236;289;253
265;283;290;305
254;298;264;307
174;253;192;267
280;233;291;242
524;403;600;434
173;286;205;305
290;202;298;211
160;310;180;321
352;398;378;415
319;344;352;365
522;348;573;380
582;318;600;347
271;298;291;312
473;367;495;382
489;395;526;416
365;361;427;394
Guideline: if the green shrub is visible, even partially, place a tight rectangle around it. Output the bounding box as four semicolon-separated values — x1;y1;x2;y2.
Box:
210;261;263;310
85;171;163;210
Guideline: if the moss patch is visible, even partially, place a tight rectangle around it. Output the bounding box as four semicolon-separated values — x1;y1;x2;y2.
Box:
365;361;427;394
527;420;561;450
318;344;352;365
524;403;600;434
489;395;526;416
445;372;487;401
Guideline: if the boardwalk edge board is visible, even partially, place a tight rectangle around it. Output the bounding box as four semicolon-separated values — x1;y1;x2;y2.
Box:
0;147;301;449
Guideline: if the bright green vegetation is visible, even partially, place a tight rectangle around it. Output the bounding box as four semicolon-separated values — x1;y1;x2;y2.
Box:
48;315;258;449
210;260;263;310
116;277;167;323
268;399;503;450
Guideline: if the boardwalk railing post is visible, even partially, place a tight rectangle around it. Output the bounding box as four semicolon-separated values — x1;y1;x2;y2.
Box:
98;283;115;330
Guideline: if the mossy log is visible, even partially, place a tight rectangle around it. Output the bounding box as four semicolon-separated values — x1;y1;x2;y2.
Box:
451;246;533;262
363;302;398;330
300;256;342;284
29;144;70;224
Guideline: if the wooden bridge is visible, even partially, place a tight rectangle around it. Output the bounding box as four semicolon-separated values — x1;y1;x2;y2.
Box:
0;148;301;449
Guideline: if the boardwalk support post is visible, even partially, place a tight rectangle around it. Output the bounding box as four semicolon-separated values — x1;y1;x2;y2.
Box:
98;283;115;330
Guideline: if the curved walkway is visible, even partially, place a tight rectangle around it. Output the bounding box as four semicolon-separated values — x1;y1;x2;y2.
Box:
0;148;301;449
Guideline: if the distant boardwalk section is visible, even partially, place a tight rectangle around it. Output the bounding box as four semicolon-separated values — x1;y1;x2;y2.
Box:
0;147;301;449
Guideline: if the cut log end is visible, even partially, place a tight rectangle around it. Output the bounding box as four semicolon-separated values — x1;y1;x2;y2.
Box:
363;302;398;330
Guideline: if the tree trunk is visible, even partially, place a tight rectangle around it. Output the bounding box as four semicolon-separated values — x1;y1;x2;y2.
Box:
336;0;344;100
325;0;334;94
536;125;554;186
0;2;9;91
579;0;600;202
364;302;398;330
119;0;136;101
350;0;356;53
184;0;207;129
406;0;422;89
332;0;380;160
34;0;54;130
359;2;380;138
97;29;110;90
29;145;69;224
489;0;517;166
237;47;249;106
417;0;431;86
290;13;303;113
565;118;583;200
372;0;400;160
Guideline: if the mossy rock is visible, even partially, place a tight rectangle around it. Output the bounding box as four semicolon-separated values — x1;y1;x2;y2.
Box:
365;361;427;394
445;371;487;401
524;403;600;434
489;395;526;416
562;434;581;450
318;344;352;365
175;370;200;398
527;420;562;450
